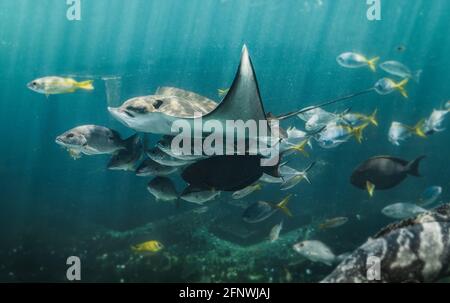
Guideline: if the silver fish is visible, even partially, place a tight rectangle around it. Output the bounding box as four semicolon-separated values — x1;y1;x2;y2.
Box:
280;162;315;190
293;240;337;266
423;109;448;135
269;221;283;243
388;122;412;146
336;52;379;71
419;186;442;207
180;186;220;204
232;183;262;200
147;147;193;167
107;134;143;171
381;202;427;219
147;177;178;202
136;158;178;177
380;61;422;83
55;125;128;158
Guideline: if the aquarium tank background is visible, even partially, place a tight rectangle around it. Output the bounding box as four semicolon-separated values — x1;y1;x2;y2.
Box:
0;0;449;283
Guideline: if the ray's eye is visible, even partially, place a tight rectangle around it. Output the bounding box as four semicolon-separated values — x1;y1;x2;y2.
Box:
126;105;146;114
67;133;75;138
153;99;163;109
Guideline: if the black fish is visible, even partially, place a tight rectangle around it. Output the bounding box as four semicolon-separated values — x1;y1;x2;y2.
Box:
181;155;281;192
351;155;425;196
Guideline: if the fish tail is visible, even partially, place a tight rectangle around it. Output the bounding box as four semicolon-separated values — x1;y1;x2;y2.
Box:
395;78;409;98
351;123;369;144
276;195;293;218
289;139;310;157
413;70;423;83
76;80;95;91
368;108;378;127
367;56;380;72
366;181;375;198
406;155;426;177
412;119;427;138
218;88;229;97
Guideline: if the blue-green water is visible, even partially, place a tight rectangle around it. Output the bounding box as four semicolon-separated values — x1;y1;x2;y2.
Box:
0;0;449;282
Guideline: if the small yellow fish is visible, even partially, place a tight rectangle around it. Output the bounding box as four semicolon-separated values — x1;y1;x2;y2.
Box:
218;88;230;98
27;76;94;96
131;240;164;254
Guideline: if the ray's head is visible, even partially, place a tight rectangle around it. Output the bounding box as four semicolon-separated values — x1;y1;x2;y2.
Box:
108;96;165;132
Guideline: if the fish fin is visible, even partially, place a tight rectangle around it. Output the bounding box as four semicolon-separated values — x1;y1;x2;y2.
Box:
406;155;426;177
367;56;380;72
263;164;281;178
276;195;293;217
368;108;378;127
350;123;369;143
412;119;427;138
395;78;409;98
303;174;312;185
288;139;310;157
255;183;263;191
412;70;423;83
336;253;351;262
304;161;316;173
218;88;230;98
76;80;94;91
366;181;375;198
202;45;268;129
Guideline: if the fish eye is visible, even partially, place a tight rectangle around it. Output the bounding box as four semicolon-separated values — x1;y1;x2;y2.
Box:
66;133;75;138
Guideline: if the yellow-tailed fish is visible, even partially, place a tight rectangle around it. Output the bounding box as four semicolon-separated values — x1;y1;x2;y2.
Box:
28;76;94;96
337;52;380;72
374;78;409;99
